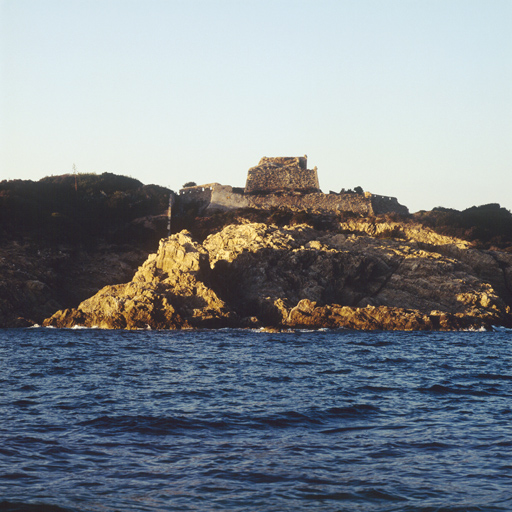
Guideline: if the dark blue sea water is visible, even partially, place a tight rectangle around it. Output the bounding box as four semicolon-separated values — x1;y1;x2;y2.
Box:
1;328;511;512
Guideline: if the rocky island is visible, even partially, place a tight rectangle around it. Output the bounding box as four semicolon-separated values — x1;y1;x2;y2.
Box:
2;158;512;331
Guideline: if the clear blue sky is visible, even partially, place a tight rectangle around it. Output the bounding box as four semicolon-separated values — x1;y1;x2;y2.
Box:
1;0;511;213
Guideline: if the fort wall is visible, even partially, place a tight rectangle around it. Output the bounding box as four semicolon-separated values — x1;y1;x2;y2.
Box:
210;185;250;211
245;156;320;194
177;184;214;215
258;156;307;169
178;184;408;217
369;194;409;215
177;156;408;217
243;192;372;215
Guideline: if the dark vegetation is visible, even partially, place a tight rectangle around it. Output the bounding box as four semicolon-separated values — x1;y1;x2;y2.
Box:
0;173;171;249
413;204;512;251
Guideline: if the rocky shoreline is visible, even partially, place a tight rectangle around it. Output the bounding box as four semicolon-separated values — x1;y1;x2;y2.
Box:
0;241;149;328
43;221;512;331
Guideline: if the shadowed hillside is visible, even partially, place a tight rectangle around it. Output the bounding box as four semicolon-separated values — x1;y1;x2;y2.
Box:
0;173;171;248
0;173;172;327
413;204;512;252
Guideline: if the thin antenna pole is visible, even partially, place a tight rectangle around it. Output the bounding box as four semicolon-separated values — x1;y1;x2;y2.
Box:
73;163;77;192
167;194;172;237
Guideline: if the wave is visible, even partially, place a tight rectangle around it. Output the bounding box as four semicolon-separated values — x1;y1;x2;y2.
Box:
79;405;381;435
477;373;512;381
492;325;512;332
0;502;73;512
418;384;500;397
322;404;380;417
81;413;314;433
301;487;408;502
358;384;401;392
462;326;489;332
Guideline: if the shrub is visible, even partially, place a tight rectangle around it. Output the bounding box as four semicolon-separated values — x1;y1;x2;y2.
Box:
376;227;407;240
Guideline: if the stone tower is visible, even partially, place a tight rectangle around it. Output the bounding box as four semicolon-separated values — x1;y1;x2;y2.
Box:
244;156;320;194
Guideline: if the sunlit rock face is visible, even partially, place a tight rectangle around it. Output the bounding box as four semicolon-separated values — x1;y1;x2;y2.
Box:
44;232;236;330
44;221;512;331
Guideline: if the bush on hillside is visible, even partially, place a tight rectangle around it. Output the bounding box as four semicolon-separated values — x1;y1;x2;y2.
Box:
0;173;172;246
413;204;512;250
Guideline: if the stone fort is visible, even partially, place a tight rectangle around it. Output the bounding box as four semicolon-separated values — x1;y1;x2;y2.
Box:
178;156;408;216
245;156;320;194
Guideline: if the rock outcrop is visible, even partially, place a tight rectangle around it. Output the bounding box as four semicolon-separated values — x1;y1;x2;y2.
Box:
44;232;236;329
44;220;512;331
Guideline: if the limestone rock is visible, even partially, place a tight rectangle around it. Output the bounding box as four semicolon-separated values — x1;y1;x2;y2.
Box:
286;299;496;331
203;222;511;330
44;232;236;329
44;221;512;331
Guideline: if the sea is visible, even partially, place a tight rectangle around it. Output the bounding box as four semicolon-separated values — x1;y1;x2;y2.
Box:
1;328;511;512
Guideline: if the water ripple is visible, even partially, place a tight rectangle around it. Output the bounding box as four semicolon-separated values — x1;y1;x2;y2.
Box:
0;329;511;511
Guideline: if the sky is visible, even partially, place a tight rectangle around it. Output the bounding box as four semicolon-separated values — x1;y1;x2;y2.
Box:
1;0;511;213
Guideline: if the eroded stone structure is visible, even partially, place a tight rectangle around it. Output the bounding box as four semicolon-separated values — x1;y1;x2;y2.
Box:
178;157;409;216
245;156;320;194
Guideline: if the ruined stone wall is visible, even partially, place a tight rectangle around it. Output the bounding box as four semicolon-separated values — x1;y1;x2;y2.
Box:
201;189;374;216
179;184;408;217
208;185;250;211
370;194;409;216
244;193;373;215
244;155;319;194
177;185;213;214
245;167;320;194
178;184;249;215
258;156;307;170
